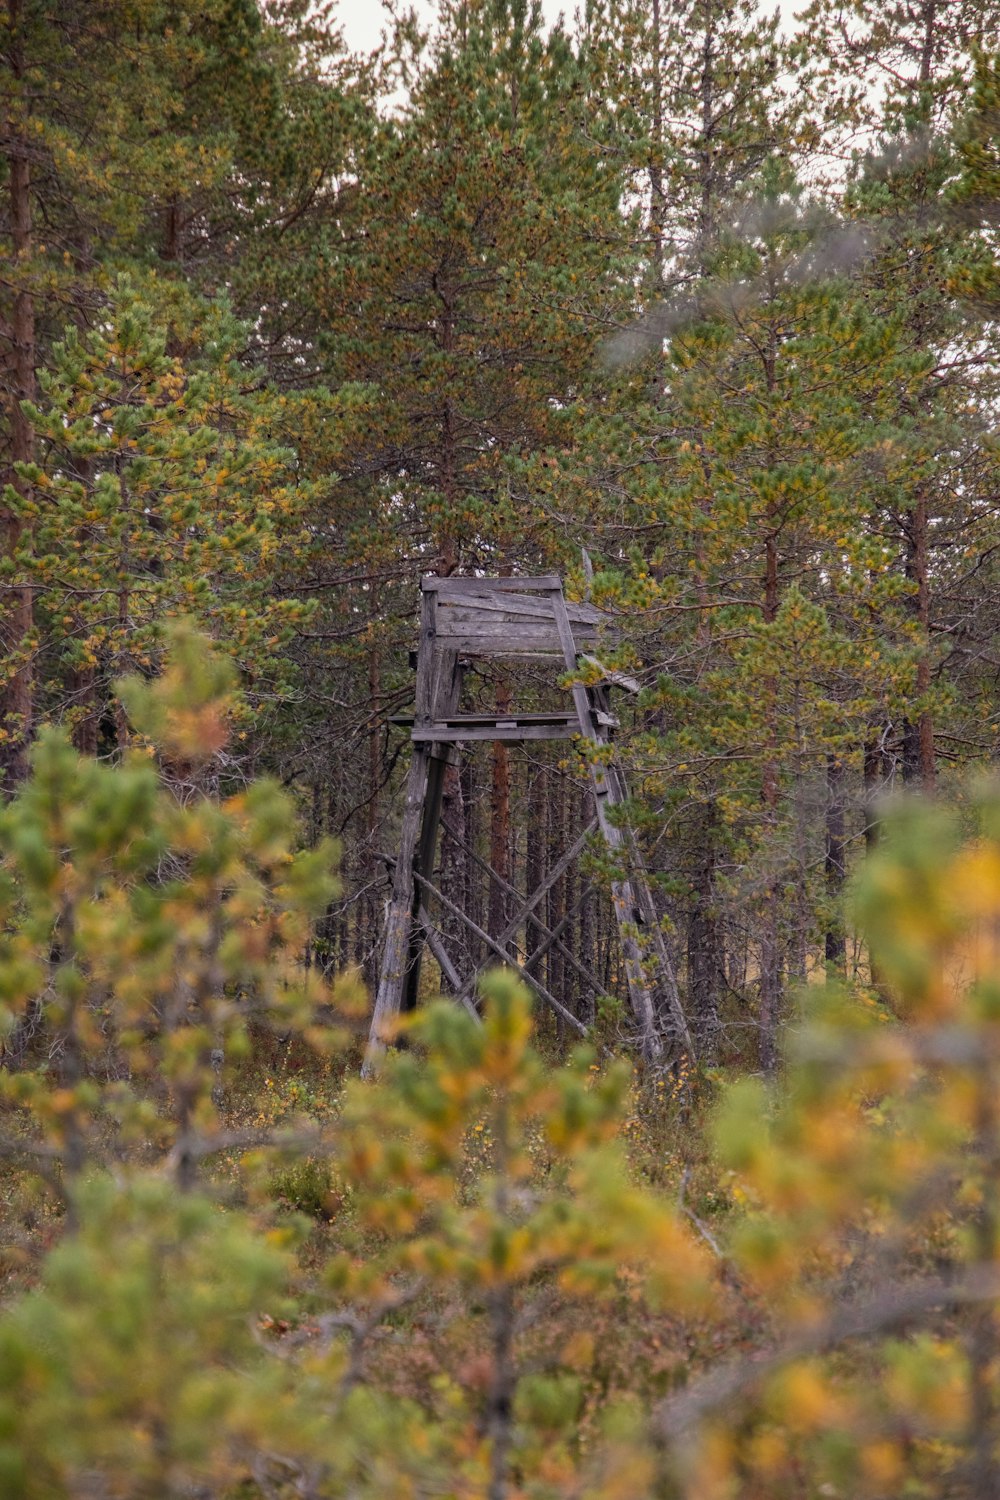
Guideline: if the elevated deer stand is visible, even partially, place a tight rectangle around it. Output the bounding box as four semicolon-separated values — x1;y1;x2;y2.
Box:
363;575;693;1075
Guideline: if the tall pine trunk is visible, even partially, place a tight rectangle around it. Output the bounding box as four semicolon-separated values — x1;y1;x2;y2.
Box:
440;750;466;985
489;682;512;941
824;755;847;971
546;770;566;1018
525;757;546;981
902;485;935;789
863;728;888;995
577;782;595;1026
462;749;484;973
1;0;35;788
687;806;721;1060
758;505;782;1072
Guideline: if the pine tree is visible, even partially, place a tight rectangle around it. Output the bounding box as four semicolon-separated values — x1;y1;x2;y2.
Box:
315;0;629;577
8;283;317;754
0;620;341;1193
568;0;808;1060
1;0;362;781
293;0;636;976
797;0;1000;792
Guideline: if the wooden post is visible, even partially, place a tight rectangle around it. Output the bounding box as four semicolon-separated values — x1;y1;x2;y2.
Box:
363;743;432;1076
363;589;439;1076
601;727;695;1062
401;747;450;1013
365;575;689;1073
401;648;463;1014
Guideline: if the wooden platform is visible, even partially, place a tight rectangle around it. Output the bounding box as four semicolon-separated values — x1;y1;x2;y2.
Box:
392;710;619;742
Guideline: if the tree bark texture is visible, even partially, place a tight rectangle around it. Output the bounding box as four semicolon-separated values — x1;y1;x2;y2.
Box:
824;755;847;971
687;806;721;1061
1;0;36;788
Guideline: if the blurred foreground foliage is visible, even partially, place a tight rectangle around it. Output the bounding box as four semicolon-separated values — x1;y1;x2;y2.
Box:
2;629;1000;1496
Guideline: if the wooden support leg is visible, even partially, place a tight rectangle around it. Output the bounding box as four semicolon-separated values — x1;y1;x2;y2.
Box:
364;631;463;1074
598;702;695;1063
363;743;432;1077
402;748;450;1013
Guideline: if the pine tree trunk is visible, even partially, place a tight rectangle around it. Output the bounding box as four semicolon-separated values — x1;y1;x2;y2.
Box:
649;0;665;282
546;770;565;1016
824;755;847;971
363;650;382;988
758;911;781;1073
489;682;511;941
789;779;809;990
902;485;935;789
462;748;483;973
758;525;782;1072
863;729;888;995
563;788;578;1021
525;758;546;981
600;896;613;995
1;1;35;788
687;808;721;1061
577;782;595;1026
440;750;466;988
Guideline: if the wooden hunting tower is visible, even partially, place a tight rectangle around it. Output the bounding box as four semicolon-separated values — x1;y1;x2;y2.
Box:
363;575;693;1074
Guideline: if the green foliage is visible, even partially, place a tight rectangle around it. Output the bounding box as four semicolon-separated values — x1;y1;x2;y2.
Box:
0;1177;298;1499
0;627;713;1497
340;972;705;1296
328;972;710;1493
9;699;1000;1497
268;1154;339;1221
314;0;633;577
0;620;343;1195
660;789;1000;1496
10;283;317;743
6;2;1000;1495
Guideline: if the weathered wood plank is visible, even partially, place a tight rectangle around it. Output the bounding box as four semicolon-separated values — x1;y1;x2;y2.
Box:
438;600;605;623
411;721;578;742
436;614;563;636
437;591;608;626
395;711;582;730
414;588;439;726
424;574;563;593
439;611;607;641
434;630;569;655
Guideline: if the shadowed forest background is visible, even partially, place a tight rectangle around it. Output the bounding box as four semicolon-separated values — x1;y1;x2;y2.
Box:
4;0;1000;1495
